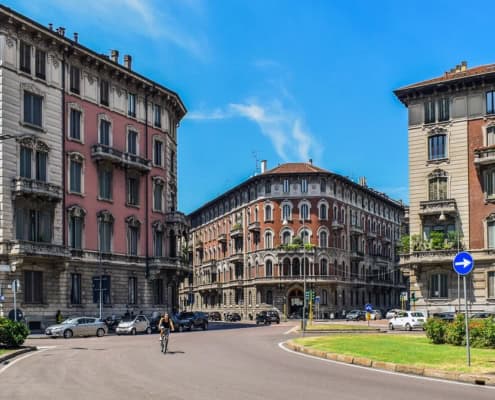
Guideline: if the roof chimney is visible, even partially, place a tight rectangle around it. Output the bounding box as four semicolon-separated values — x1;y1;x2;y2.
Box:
309;158;313;165
461;60;467;71
48;23;53;31
260;160;267;174
455;64;461;73
359;177;367;187
123;54;132;69
73;32;78;43
111;49;119;64
58;27;65;37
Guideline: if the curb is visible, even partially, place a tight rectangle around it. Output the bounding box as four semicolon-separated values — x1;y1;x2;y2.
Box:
284;341;495;386
0;346;37;364
297;329;383;334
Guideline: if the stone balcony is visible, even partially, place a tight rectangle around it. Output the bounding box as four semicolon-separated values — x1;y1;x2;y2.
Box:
248;221;261;232
91;144;151;173
4;241;70;259
400;249;459;266
331;221;344;230
230;225;243;238
418;199;457;217
218;233;227;244
474;146;495;167
166;211;189;226
11;178;62;202
350;224;363;235
121;152;152;173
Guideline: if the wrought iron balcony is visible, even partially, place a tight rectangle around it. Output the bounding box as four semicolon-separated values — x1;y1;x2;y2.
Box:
122;152;151;172
11;178;62;202
418;199;457;216
474;147;495;167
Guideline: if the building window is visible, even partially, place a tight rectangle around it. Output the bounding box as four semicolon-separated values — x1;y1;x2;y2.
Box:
24;271;42;303
127;225;139;255
320;179;326;193
154;104;161;127
489;271;495;298
283;179;290;193
70;109;82;140
127;130;138;155
128;93;136;117
153;279;164;304
70;159;82;193
429;273;448;298
282;231;291;245
70;273;81;305
322;289;328;305
69;214;83;249
265;180;271;194
98;166;112;200
127;175;140;206
488;221;495;249
128;277;138;305
484;169;495;199
92;275;111;304
428;134;446;160
424;100;435;123
264;205;272;221
438;98;449;122
301;178;308;193
487;126;495;146
153;181;164;212
301;204;309;221
319;204;327;220
154;229;164;256
264;231;273;249
15;208;52;242
321;259;328;275
24;91;42;127
99;119;111;145
282;204;291;221
20;146;32;178
20;41;31;73
428;172;447;201
154;139;163;166
266;260;273;277
70;66;80;94
266;290;273;305
35;49;46;80
319;230;328;247
170;150;175;173
36;151;47;182
98;213;113;253
487;91;495;115
100;79;109;106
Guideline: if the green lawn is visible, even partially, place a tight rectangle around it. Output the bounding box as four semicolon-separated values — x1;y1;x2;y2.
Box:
304;324;377;331
294;334;495;374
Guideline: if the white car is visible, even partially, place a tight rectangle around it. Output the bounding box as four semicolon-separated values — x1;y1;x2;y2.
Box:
116;315;152;335
388;311;426;331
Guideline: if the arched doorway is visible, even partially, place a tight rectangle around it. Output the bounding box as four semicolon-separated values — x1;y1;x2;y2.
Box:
288;288;303;317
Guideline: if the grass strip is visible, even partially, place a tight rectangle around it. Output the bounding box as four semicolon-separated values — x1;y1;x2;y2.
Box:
305;324;377;331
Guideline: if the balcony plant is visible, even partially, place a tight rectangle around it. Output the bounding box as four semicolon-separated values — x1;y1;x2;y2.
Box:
429;231;445;250
399;235;410;254
231;223;242;231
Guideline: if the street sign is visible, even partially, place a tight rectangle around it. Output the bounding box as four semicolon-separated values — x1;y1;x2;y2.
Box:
11;279;20;291
365;303;373;312
0;264;11;272
315;296;320;304
453;251;474;275
0;295;4;301
400;291;408;301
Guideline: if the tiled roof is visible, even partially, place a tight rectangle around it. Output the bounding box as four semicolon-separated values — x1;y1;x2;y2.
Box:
264;162;330;175
396;63;495;93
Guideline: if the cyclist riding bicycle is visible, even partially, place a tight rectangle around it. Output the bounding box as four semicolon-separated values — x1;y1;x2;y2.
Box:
158;312;174;341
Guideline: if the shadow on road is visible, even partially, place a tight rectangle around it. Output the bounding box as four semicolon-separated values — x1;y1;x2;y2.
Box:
164;350;185;355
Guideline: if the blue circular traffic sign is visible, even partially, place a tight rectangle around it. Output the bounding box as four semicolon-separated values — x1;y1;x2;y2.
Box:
453;251;474;275
365;303;373;312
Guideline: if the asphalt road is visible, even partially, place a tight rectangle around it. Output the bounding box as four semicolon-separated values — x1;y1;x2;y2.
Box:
0;322;494;400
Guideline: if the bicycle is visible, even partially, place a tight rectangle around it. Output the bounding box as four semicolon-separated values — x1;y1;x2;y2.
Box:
160;328;170;354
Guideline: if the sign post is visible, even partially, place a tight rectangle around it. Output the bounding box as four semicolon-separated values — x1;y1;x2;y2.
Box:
11;279;20;322
365;303;373;327
453;251;474;367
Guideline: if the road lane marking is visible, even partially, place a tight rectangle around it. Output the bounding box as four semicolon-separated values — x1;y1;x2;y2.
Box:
0;347;54;375
277;341;495;390
283;326;299;335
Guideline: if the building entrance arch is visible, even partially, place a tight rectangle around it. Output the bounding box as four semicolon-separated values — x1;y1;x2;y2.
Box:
287;287;303;317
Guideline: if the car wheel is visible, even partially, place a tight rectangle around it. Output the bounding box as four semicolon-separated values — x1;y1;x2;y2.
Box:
146;327;152;335
276;320;280;324
389;323;394;330
131;328;137;335
405;323;412;331
96;328;105;337
63;329;73;339
203;322;208;330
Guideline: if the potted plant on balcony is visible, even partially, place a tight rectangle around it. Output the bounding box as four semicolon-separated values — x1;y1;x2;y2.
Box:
429;231;445;250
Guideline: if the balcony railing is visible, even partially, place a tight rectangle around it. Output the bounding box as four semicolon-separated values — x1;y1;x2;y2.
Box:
400;249;459;265
474;147;495;167
350;225;363;234
230;225;243;238
332;221;344;230
121;152;152;172
218;233;227;244
248;221;261;232
91;144;151;172
5;241;70;259
11;178;62;202
419;199;457;216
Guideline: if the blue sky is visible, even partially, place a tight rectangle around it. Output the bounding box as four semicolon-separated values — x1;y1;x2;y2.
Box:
5;0;492;213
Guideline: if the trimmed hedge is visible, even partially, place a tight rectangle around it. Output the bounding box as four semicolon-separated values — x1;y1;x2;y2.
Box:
0;318;30;348
425;314;495;349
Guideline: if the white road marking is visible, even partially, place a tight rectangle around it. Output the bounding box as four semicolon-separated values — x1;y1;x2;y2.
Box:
283;326;299;335
0;347;54;375
277;341;495;390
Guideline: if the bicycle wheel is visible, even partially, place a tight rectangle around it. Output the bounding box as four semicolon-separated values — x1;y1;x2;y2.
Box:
160;337;165;353
163;336;169;354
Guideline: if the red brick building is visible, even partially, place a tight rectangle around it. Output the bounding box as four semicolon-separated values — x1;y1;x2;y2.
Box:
180;161;405;319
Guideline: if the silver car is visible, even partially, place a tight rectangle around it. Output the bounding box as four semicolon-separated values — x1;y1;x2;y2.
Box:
45;317;107;339
116;315;152;335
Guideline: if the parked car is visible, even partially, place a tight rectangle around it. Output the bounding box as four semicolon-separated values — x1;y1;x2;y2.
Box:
470;312;495;319
209;311;222;321
116;314;152;335
175;312;208;331
388;311;426;331
255;310;280;325
369;310;383;320
385;308;402;319
45;317;107;339
225;312;242;322
432;312;456;322
346;310;366;321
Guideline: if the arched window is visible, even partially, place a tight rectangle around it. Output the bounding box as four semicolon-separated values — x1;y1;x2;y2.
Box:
319;230;328;247
301;203;309;220
319;203;327;220
266;290;273;305
322;289;328;305
429;170;448;200
264;231;273;249
282;204;291;221
333;205;338;221
265;260;273;277
283;258;290;276
428;132;446;160
282;230;291;245
292;258;300;276
321;259;328;275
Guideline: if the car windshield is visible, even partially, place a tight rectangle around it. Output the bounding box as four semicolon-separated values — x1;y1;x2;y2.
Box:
61;318;78;324
410;312;424;317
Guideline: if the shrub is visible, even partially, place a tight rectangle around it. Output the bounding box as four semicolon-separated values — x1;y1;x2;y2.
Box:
445;314;465;346
470;317;495;349
0;318;30;348
399;235;410;253
424;318;447;344
429;231;445;250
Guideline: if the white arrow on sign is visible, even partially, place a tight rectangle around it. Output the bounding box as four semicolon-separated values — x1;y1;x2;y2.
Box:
0;264;11;272
454;258;472;269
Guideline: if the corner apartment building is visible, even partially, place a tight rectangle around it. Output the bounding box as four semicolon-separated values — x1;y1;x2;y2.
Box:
0;5;189;330
180;161;405;319
395;61;495;314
